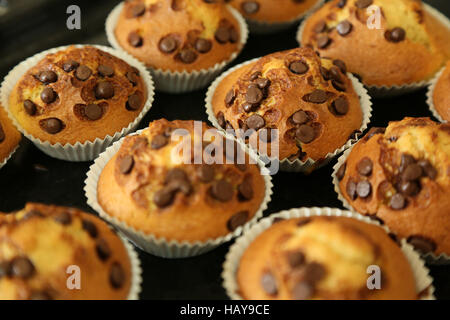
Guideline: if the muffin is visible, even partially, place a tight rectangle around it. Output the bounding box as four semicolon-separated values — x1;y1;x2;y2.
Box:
236;215;418;300
335;117;450;257
0;106;21;167
300;0;450;88
0;203;135;300
208;47;369;167
95;119;269;246
7;46;149;146
429;61;450;122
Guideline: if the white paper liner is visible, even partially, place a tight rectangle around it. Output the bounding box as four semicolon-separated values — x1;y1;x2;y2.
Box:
205;58;372;173
106;2;249;94
222;207;435;300
0;144;19;170
120;234;142;300
0;44;155;162
296;3;450;98
84;129;273;259
332;146;450;265
244;0;324;35
426;66;447;123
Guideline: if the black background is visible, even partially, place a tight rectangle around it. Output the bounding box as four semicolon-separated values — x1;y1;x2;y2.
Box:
0;0;449;300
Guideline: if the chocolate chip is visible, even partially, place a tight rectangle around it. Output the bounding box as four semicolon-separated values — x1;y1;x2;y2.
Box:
197;165;215;183
10;257;35;279
243;103;256;113
402;164;423;182
126;93;142;111
95;82;114;99
332;97;349;115
261;271;278;296
289;61;309;75
227;211;249;231
128;32;143;47
385;27;406;43
153;187;176;208
159;35;178;53
24;100;37;116
23;209;44;220
178;48;198;64
215;27;230;44
333;59;347;74
98;65;115;77
336;162;346;181
304;262;326;283
400;154;416;173
346;179;357;200
407;236;436;254
296;125;316;144
365;127;385;140
210;179;234;202
126;71;139;86
390;193;406;210
292;110;310;125
217;111;226;128
241;1;260;14
249;72;261;81
96;239;111;261
287;251;305;268
332;79;346;92
229;27;239;43
418;160;437;180
225;89;236;107
337;0;347;8
313;20;326;33
110;262;125;289
41;87;57;104
336;20;352;36
317;34;331;49
38;70;58;84
0;261;11;278
85;103;103;120
195;38;212;53
40;118;63;134
399;180;420;197
304;89;328;104
356;180;372;198
63;60;79;72
238;177;253;200
246;85;263;105
119;155;134;174
75;65;92;81
151;134;168;149
82;220;98;239
246;114;265;130
131;3;146;17
54;211;72;225
292;282;313;300
355;0;372;9
165;168;188;184
357;157;373;176
255;78;270;90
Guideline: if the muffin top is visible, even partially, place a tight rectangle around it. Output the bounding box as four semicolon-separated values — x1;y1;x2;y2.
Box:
0;203;132;300
97;119;267;242
0;106;21;163
211;47;363;161
432;61;450;122
8;46;148;145
226;0;319;23
237;216;417;300
301;0;450;87
114;0;243;72
336;117;450;255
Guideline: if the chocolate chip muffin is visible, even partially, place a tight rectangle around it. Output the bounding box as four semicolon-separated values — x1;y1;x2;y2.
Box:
0;106;21;166
430;61;450;122
97;119;268;243
209;47;366;163
113;0;244;72
335;118;450;256
7;46;149;145
0;203;134;300
237;216;418;300
226;0;319;24
300;0;450;87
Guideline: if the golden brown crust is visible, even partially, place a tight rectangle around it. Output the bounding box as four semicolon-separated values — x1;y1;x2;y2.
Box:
237;216;417;300
98;119;266;242
211;47;363;161
227;0;319;23
337;118;450;255
114;0;242;72
0;106;21;163
301;0;450;86
9;46;147;145
433;61;450;121
0;203;132;300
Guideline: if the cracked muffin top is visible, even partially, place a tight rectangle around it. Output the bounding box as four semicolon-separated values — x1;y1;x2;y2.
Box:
336;117;450;256
0;106;21;164
301;0;450;87
0;203;132;300
114;0;243;72
8;46;148;145
237;216;417;300
211;47;364;162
